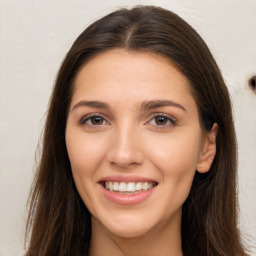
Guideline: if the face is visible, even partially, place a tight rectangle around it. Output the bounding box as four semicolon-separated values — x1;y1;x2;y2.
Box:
65;49;211;238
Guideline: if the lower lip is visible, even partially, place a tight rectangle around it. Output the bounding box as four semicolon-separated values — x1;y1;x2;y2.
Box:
99;184;156;205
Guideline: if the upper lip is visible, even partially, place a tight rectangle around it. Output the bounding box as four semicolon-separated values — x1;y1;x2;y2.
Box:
98;175;158;183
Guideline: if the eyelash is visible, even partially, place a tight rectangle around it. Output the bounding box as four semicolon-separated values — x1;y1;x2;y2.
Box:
79;114;110;126
147;113;177;128
78;113;177;128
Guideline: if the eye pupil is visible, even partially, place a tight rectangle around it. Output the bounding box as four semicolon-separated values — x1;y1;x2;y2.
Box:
155;116;167;125
91;117;103;125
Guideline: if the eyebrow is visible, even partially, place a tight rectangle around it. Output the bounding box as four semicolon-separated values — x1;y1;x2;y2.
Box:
71;99;186;112
141;100;186;112
71;100;110;112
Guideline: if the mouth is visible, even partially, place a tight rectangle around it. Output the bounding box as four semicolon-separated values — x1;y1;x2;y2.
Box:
98;176;158;205
100;181;158;195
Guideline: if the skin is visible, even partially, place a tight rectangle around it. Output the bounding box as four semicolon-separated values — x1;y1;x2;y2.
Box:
65;49;217;256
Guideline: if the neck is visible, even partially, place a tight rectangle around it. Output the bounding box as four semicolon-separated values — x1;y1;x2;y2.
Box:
89;212;183;256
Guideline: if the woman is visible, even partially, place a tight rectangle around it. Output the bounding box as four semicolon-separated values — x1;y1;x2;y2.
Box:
25;5;248;256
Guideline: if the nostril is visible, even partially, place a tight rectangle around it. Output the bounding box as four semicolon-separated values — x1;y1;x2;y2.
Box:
248;75;256;93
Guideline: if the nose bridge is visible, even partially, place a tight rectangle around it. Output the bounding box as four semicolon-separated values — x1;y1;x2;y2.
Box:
107;121;143;168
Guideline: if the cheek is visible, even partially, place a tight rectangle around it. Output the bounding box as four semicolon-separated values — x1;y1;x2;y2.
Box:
66;131;107;177
147;130;202;173
65;131;108;214
144;130;202;207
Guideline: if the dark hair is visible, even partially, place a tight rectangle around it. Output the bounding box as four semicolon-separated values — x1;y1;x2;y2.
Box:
25;5;248;256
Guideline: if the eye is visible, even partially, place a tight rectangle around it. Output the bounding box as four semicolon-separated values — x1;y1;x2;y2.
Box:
147;114;177;127
80;115;110;126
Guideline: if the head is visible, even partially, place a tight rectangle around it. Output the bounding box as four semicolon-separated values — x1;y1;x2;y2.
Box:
26;6;242;256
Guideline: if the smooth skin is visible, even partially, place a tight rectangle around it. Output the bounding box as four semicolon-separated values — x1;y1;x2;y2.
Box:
65;49;217;256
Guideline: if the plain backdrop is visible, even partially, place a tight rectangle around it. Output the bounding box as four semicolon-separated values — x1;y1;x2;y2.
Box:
0;1;256;255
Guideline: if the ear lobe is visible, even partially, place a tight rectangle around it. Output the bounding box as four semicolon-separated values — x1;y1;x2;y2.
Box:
196;123;218;173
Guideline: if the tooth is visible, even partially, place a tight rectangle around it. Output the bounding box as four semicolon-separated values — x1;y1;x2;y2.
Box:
113;182;119;191
119;182;127;192
127;182;136;192
109;181;113;191
148;182;153;189
135;182;142;191
142;182;149;190
105;181;155;192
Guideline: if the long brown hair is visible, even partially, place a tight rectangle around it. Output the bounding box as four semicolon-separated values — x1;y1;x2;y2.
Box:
25;6;248;256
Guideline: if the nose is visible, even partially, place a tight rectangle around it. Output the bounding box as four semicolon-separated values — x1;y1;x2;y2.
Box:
107;125;144;168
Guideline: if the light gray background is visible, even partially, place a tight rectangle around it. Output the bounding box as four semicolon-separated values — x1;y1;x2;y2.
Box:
0;1;255;255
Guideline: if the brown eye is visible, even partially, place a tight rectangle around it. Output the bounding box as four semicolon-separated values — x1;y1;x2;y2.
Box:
155;116;168;125
80;115;109;126
147;114;177;128
90;116;104;125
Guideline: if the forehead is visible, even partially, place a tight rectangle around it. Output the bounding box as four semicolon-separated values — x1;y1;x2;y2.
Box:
71;49;196;112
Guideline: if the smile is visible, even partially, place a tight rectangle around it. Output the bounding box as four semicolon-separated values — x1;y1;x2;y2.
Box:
103;181;157;194
98;177;158;205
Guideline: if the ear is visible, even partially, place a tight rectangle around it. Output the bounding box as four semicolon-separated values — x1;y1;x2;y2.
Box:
196;123;218;173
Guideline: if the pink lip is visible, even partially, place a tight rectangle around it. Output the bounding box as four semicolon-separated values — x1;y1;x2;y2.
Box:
99;184;156;205
98;175;157;183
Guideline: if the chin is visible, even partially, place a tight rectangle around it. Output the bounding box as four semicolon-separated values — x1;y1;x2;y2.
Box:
107;222;152;238
96;210;161;238
91;209;149;237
